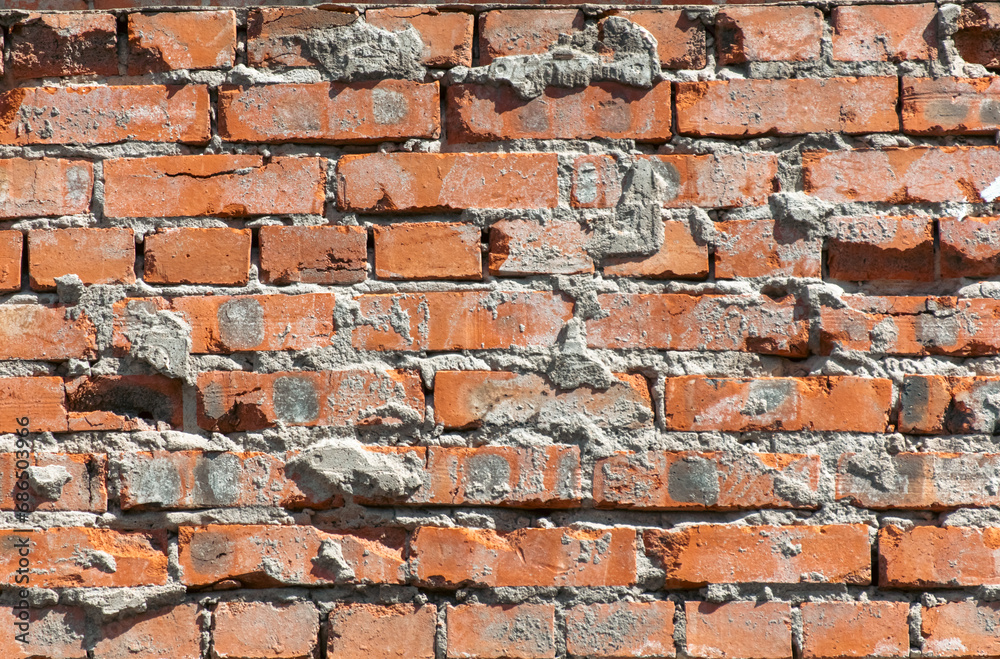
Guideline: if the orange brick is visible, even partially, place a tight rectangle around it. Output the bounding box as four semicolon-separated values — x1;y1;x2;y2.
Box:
219;81;440;144
675;78;899;137
374;222;480;280
247;8;361;68
646;524;871;587
955;4;1000;67
95;604;200;659
178;524;406;587
434;371;652;430
832;4;938;61
717;7;822;63
447;82;671;142
0;452;106;513
447;604;556;659
595;451;820;510
0;377;67;433
489;220;593;276
663;376;892;433
603;220;708;279
196;369;424;432
259;225;367;285
716;220;821;279
0;85;210;145
586;294;807;356
143;227;250;285
128;10;236;73
0;528;168;588
0;606;86;659
685;602;792;659
28;228;135;290
566;601;675;658
609;10;706;68
801;602;909;659
940;216;1000;277
0;231;22;292
903;77;1000;135
328;603;437;659
337;153;558;212
104;155;325;218
828;216;934;281
0;305;96;361
214;601;318;659
0;159;92;219
803;147;1000;203
911;377;1000;434
879;524;1000;588
353;291;571;351
922;601;1000;657
478;9;583;64
65;375;182;432
367;8;473;67
10;13;117;78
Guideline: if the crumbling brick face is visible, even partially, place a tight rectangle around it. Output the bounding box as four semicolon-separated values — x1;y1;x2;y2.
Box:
0;3;997;658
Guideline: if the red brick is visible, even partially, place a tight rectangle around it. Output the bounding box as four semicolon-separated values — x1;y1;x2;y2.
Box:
832;4;938;61
922;601;1000;657
586;294;807;356
838;450;1000;509
128;10;236;74
663;376;892;433
645;524;871;587
0;453;106;513
0;231;22;292
803;147;1000;203
955;4;1000;68
337;153;558;212
900;376;1000;434
178;524;406;587
595;451;820;510
434;371;652;430
353;291;572;351
10;13;117;79
214;601;318;659
609;10;706;68
65;375;182;432
447;82;671;143
259;225;367;285
940;216;1000;277
328;603;437;659
143;228;250;286
103;155;325;218
801;601;909;659
685;601;792;659
0;159;92;219
375;222;480;280
604;220;708;279
817;296;1000;357
489;220;593;276
0;85;210;145
247;8;361;68
0;606;86;659
571;153;778;209
567;602;674;658
0;377;67;433
0;528;168;588
716;220;821;279
879;524;1000;588
367;8;473;67
28;228;135;291
95;604;200;659
717;7;822;63
448;604;554;659
478;10;583;64
903;77;1000;135
219;81;440;144
676;78;899;137
196;369;424;432
412;526;635;588
828;216;934;282
0;306;97;361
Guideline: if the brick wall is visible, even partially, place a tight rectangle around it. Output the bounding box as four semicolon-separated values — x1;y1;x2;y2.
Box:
2;1;1000;658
